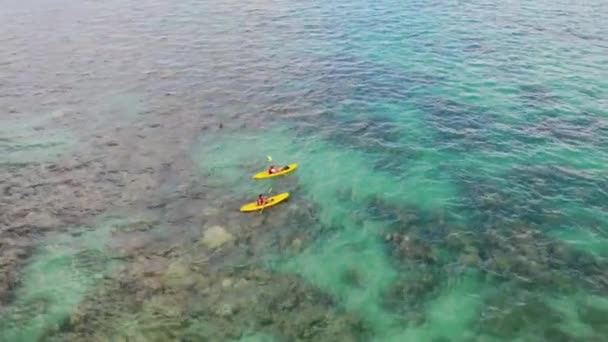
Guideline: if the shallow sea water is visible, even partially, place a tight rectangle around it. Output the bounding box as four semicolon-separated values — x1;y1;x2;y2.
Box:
1;0;608;341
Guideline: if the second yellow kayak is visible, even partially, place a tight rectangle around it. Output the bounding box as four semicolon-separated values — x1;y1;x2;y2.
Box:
253;163;298;180
240;193;290;212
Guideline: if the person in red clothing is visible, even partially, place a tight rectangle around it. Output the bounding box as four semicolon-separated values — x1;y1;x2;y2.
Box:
268;164;290;174
268;164;278;174
257;194;268;206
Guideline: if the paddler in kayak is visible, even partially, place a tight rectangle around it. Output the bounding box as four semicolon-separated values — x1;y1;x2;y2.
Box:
268;164;290;175
257;194;269;206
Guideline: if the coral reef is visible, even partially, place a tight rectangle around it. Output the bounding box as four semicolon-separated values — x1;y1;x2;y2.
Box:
58;263;369;342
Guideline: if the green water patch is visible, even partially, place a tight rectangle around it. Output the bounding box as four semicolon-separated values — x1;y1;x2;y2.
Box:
280;238;491;341
545;293;605;339
278;220;397;329
381;272;490;342
192;130;282;198
233;332;278;342
0;113;75;167
295;142;461;225
475;287;608;341
0;216;129;341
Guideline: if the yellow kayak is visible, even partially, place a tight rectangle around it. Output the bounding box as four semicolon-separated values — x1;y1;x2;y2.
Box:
240;193;290;212
252;163;298;180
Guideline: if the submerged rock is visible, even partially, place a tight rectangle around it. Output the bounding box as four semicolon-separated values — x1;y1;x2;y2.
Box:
221;278;233;288
459;250;481;267
162;261;207;290
290;237;303;251
215;303;237;318
21;211;62;230
201;226;234;249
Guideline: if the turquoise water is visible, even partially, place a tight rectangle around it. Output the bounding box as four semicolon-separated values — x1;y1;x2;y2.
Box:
1;0;608;340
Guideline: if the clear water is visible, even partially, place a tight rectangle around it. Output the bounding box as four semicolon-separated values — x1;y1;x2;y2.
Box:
1;0;607;341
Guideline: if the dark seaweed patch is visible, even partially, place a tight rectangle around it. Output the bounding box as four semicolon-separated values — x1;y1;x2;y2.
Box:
478;291;563;338
445;135;608;228
524;112;608;147
418;97;499;152
382;266;445;314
